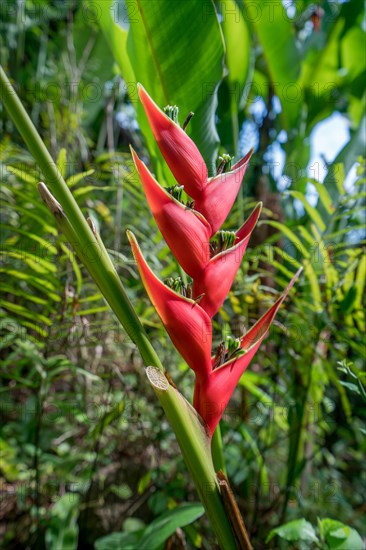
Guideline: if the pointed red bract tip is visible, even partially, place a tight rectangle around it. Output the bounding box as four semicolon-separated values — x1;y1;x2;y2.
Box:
138;84;208;199
195;268;302;434
194;149;253;235
127;231;213;379
192;204;262;318
131;148;211;279
231;148;254;171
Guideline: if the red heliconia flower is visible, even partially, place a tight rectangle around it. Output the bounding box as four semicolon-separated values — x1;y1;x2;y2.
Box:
193;268;302;435
138;84;207;199
193;204;262;317
127;231;212;379
138;84;252;235
132;87;302;440
131;147;211;279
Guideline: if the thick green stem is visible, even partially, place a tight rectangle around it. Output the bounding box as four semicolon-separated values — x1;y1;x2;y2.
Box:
147;368;237;549
0;66;238;548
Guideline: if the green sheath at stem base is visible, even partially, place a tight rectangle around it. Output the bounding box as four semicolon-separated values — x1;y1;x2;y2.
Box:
147;367;237;549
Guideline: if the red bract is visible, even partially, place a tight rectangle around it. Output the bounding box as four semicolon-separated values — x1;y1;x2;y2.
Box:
131;148;211;279
193;268;302;434
130;86;302;438
138;84;252;234
138;84;207;198
193;204;262;318
127;231;212;379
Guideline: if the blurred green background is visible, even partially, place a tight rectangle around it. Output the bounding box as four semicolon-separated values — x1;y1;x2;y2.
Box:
0;1;365;548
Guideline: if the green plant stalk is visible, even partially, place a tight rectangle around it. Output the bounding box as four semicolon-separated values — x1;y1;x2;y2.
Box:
0;64;161;369
147;368;237;550
0;66;238;548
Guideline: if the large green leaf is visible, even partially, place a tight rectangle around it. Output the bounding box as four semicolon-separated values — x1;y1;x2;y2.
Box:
93;0;225;176
299;17;345;131
246;0;301;130
217;0;252;153
318;518;364;550
94;532;140;550
300;1;365;131
87;0;135;85
126;0;225;175
72;5;124;127
138;503;204;550
266;518;319;544
95;503;204;550
341;26;366;84
300;18;344;98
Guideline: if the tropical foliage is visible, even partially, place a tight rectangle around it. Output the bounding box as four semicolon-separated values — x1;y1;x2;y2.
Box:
0;1;365;548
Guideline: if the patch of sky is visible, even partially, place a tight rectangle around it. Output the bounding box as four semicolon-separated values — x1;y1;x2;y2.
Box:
237;100;355;215
307;112;353;204
112;0;130;31
116;104;139;131
238;97;268;156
